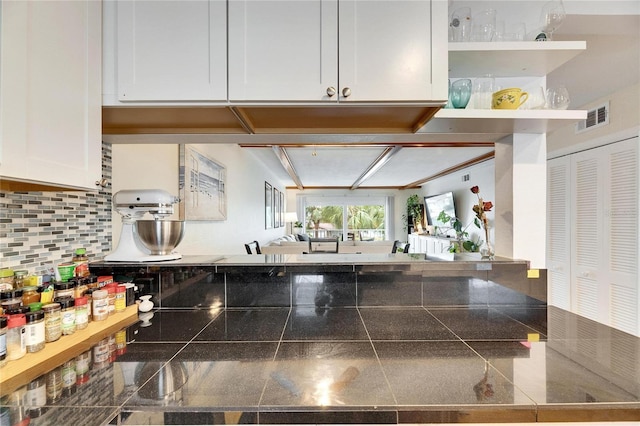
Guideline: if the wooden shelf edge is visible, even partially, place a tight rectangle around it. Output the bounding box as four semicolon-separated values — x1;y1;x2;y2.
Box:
0;305;139;395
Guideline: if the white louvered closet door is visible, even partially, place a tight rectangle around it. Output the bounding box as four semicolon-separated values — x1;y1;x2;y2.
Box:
547;156;571;310
570;137;639;336
571;149;603;323
605;138;638;336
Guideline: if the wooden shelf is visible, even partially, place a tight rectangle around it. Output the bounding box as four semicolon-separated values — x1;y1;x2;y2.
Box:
420;108;587;135
448;41;587;78
0;305;139;394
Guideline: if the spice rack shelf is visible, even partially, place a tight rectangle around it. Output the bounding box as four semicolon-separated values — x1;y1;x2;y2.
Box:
0;305;138;394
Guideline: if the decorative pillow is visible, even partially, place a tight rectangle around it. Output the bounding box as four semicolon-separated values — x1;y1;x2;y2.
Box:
284;234;297;242
296;233;309;241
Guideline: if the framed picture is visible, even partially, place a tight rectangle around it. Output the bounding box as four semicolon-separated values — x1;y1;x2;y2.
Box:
179;145;226;221
279;190;285;229
274;188;281;227
265;181;273;229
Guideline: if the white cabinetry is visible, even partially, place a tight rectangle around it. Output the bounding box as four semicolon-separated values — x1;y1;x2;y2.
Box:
408;235;451;255
228;0;447;102
548;138;639;336
115;0;227;102
0;1;102;190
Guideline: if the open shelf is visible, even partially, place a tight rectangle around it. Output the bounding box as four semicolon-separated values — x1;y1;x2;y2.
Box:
448;41;587;78
0;305;139;394
420;108;587;134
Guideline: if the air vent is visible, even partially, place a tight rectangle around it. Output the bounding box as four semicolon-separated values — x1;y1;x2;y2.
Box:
575;102;609;133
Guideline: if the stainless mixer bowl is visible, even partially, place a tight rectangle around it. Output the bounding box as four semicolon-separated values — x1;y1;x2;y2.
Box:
136;220;185;255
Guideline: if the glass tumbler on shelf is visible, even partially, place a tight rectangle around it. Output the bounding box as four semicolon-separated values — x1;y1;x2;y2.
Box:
450;79;472;109
449;7;472;42
546;85;570;110
470;9;496;42
472;75;495;109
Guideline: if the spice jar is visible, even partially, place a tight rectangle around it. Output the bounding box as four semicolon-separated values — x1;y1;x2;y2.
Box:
25;310;45;353
1;289;23;314
6;314;26;361
105;284;116;316
29;302;43;312
74;277;88;299
42;303;62;342
13;270;28;289
73;248;90;278
61;360;77;397
75;296;88;330
84;288;94;322
0;316;7;367
92;289;108;321
56;297;76;335
46;367;63;403
75;350;91;386
22;286;40;306
0;269;14;291
26;375;47;418
114;286;127;313
54;281;75;300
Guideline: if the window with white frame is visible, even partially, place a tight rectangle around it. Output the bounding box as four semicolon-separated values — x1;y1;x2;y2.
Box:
296;196;394;241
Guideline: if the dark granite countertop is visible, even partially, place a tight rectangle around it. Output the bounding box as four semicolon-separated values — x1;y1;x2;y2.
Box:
91;253;530;269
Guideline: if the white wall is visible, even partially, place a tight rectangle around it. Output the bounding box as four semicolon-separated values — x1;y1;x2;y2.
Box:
548;83;640;158
111;144;288;255
419;159;496;246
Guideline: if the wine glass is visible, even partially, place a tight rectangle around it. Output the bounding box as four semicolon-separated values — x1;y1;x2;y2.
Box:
540;0;566;40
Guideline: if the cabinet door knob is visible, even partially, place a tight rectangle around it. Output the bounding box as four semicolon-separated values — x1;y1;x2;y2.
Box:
342;87;351;97
326;87;336;97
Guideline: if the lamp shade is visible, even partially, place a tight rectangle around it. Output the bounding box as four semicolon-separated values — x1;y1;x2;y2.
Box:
285;212;298;223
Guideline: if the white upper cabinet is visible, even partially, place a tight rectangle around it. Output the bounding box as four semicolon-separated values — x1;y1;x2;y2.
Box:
0;0;102;190
228;0;448;102
116;0;227;102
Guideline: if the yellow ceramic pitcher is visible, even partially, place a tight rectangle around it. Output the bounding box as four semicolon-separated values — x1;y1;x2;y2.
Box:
492;88;529;109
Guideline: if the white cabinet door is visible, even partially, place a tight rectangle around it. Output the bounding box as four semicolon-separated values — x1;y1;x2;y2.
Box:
547;156;571;310
117;0;227;101
228;0;338;101
0;1;102;190
338;0;443;101
229;0;445;102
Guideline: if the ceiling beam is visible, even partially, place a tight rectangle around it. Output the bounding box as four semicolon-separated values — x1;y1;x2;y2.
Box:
272;146;304;190
241;141;494;149
350;146;402;190
400;151;495;189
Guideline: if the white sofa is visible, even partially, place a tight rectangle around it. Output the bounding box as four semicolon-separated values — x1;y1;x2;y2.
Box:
261;235;394;255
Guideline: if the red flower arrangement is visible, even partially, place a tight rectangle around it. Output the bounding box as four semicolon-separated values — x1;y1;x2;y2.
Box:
470;186;494;257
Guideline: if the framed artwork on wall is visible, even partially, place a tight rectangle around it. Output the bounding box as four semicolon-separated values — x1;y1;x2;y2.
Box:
274;188;281;227
280;190;285;229
179;145;227;221
265;181;273;229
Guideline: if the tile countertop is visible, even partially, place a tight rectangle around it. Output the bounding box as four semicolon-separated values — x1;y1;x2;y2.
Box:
91;253;530;269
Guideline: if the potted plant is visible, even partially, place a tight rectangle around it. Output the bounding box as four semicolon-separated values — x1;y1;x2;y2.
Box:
436;210;482;253
293;221;304;234
402;194;423;233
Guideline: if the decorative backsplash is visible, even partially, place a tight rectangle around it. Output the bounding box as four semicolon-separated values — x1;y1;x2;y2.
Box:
0;143;113;274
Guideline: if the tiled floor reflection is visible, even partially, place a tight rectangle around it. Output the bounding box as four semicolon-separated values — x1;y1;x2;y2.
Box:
2;306;639;425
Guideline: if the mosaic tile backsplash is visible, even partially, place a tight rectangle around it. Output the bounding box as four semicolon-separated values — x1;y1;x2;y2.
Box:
0;143;113;274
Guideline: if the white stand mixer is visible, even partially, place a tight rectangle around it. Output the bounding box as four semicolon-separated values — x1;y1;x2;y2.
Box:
105;189;184;262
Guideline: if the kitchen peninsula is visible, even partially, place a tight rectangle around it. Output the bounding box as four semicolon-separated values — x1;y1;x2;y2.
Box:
2;254;637;425
89;253;545;311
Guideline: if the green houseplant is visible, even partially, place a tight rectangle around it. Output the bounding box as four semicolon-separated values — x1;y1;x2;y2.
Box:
402;194;423;233
436;210;482;253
